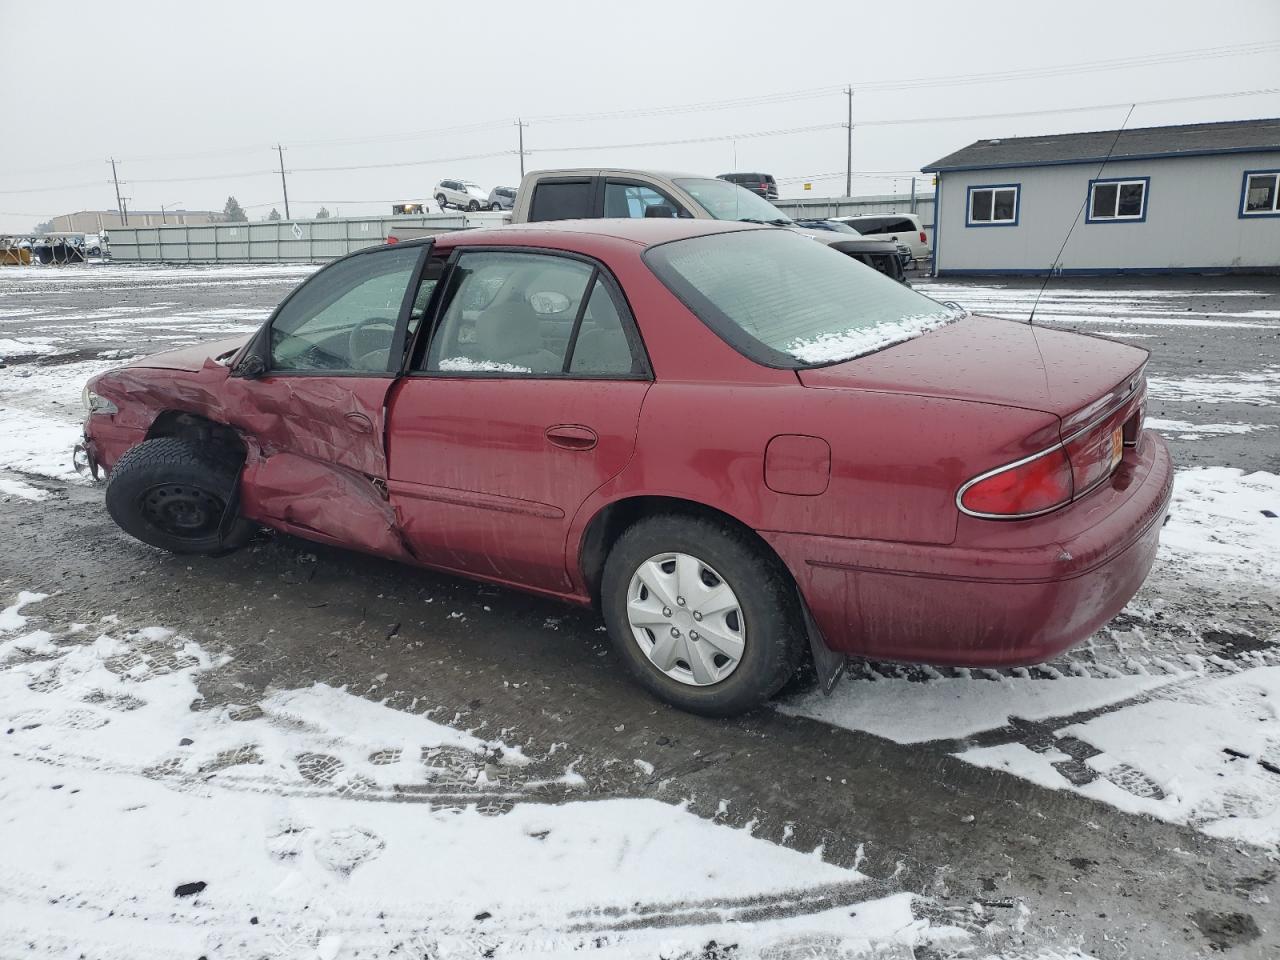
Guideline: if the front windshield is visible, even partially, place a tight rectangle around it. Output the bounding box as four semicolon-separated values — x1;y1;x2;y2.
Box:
646;228;962;368
673;178;792;224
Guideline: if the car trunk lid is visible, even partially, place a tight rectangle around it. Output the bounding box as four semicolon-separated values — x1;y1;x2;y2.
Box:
797;313;1148;421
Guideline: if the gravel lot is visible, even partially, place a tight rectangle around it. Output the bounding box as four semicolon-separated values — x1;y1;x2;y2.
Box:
1;262;1278;959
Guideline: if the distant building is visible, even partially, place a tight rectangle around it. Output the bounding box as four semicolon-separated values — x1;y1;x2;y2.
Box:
923;117;1280;276
47;209;222;233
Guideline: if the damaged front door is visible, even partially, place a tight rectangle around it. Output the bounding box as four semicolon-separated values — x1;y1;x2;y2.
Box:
228;244;428;556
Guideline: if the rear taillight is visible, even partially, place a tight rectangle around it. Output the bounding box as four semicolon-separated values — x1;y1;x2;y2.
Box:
959;414;1127;520
919;231;928;244
386;235;400;244
1064;418;1124;496
958;448;1073;518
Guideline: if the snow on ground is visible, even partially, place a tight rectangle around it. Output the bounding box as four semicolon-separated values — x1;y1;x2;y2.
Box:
1160;468;1280;581
0;262;319;288
964;667;1280;848
1148;367;1280;406
1146;418;1273;440
784;466;1280;849
0;592;972;960
920;282;1280;330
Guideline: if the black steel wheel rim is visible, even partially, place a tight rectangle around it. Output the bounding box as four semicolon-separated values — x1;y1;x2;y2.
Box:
139;483;225;538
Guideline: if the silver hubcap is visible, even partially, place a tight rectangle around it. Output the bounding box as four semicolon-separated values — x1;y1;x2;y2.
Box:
626;552;745;687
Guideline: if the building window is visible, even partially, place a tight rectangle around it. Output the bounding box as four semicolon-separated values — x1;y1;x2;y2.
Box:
1086;177;1149;223
1240;170;1280;218
966;184;1019;227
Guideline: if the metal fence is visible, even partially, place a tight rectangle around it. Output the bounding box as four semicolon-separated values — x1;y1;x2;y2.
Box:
106;213;470;262
773;193;936;243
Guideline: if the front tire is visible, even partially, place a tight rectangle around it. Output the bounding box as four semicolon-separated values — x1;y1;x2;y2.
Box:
467;200;480;212
600;514;805;717
104;437;254;555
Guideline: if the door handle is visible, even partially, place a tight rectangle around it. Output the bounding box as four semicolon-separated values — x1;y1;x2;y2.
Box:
545;425;598;451
344;411;375;434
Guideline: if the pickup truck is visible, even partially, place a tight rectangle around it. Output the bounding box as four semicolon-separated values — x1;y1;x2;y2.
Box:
388;168;908;282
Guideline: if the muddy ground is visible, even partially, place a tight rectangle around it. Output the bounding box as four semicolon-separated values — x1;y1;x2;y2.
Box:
1;265;1278;958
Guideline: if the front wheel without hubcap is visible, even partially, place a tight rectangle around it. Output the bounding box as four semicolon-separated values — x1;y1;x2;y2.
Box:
601;514;806;717
104;437;255;555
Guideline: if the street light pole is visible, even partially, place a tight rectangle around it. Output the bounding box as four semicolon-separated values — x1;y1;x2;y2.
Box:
160;201;182;225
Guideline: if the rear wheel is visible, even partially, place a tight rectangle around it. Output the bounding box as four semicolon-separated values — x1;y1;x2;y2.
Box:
104;437;254;555
600;514;805;717
435;193;448;210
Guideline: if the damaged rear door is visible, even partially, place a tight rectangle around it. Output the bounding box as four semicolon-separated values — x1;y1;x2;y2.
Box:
228;243;430;557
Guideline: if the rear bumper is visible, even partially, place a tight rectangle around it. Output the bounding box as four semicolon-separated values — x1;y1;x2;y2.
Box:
762;431;1173;667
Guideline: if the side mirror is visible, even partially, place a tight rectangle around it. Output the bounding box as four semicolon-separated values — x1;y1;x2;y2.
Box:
644;204;677;219
231;353;266;380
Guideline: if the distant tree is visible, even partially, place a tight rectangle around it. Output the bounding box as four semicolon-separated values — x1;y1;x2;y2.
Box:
222;196;248;222
267;208;282;221
315;207;331;219
33;220;53;234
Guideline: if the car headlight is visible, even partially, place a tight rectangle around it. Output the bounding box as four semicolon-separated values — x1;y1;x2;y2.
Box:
82;386;118;415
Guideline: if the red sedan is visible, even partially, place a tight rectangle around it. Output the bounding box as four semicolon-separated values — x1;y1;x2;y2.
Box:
79;219;1172;716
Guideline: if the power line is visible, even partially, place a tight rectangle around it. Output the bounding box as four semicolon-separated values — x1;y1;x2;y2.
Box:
4;85;1278;199
531;122;843;154
8;37;1274;178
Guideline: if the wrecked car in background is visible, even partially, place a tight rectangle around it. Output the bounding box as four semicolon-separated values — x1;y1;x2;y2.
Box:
79;219;1172;716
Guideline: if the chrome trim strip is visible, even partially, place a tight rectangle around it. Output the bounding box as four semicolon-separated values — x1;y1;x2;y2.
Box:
956;376;1144;520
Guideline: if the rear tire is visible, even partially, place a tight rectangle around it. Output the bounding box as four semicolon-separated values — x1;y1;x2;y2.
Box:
104;437;254;555
435;193;448;210
600;514;805;717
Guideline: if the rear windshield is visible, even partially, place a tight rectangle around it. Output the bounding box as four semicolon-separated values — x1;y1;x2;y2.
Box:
673;177;792;224
645;229;960;368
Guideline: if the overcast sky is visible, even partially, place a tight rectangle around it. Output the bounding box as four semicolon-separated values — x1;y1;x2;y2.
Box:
1;0;1278;231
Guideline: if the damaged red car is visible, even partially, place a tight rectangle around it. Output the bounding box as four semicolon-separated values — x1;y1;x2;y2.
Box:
79;220;1173;716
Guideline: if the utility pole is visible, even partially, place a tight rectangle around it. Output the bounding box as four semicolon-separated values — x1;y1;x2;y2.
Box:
275;144;291;220
109;158;127;225
844;86;854;199
515;119;528;178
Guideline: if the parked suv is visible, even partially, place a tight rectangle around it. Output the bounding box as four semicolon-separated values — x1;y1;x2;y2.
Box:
434;179;489;211
508;168;908;283
487;186;517;211
834;213;930;262
718;172;778;199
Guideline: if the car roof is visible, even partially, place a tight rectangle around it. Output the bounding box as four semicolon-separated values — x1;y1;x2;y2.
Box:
527;167;706;181
443;217;769;248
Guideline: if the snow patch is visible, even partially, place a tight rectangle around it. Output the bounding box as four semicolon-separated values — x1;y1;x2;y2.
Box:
436;357;532;374
1160;468;1280;581
787;310;959;364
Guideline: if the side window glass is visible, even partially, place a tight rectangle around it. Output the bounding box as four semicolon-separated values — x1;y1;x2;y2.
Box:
604;182;676;218
424;252;593;375
568;279;639;375
270;246;419;372
528;181;594;221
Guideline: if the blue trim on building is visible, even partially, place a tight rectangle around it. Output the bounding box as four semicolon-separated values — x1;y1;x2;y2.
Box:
1238;168;1280;219
922;143;1280;175
1084;176;1150;225
932;177;943;276
935;265;1280;277
964;183;1020;228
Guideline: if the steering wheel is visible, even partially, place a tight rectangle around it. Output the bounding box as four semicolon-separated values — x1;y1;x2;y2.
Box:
348;316;396;371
